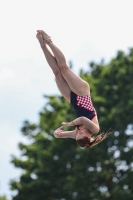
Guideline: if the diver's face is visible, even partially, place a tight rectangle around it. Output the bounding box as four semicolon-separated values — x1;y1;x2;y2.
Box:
76;128;92;141
76;128;94;142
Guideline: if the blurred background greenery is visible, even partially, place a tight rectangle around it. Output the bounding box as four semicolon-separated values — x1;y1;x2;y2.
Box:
6;49;133;200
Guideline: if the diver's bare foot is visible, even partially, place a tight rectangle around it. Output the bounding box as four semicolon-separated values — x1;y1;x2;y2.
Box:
37;30;52;44
36;32;46;48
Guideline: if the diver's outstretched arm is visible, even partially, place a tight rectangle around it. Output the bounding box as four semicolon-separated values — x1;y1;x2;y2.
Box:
54;126;78;139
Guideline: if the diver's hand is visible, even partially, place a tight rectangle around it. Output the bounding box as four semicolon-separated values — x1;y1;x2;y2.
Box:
54;126;63;138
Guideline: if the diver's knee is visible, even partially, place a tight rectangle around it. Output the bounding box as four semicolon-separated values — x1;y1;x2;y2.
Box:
53;69;61;77
58;63;68;71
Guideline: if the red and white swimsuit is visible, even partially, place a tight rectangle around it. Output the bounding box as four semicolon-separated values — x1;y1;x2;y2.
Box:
70;91;97;130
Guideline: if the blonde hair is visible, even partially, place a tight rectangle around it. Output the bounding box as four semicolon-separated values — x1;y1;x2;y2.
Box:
76;131;112;148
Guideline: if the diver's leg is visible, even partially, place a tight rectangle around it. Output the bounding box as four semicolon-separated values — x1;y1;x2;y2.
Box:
36;32;71;102
39;30;90;96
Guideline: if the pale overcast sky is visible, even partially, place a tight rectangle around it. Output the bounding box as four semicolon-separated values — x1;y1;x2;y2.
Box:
0;0;133;199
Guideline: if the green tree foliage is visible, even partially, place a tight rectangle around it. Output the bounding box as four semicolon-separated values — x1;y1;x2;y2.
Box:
0;195;8;200
10;48;133;200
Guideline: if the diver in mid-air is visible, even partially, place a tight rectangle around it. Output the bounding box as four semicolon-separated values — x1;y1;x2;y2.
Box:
36;30;110;148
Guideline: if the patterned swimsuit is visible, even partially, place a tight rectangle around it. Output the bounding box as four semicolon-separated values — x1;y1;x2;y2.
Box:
70;91;97;130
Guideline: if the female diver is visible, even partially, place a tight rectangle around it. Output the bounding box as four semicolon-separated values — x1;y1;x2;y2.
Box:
36;30;110;148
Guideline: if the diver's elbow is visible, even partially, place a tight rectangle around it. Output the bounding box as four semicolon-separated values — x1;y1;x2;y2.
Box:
93;126;100;134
